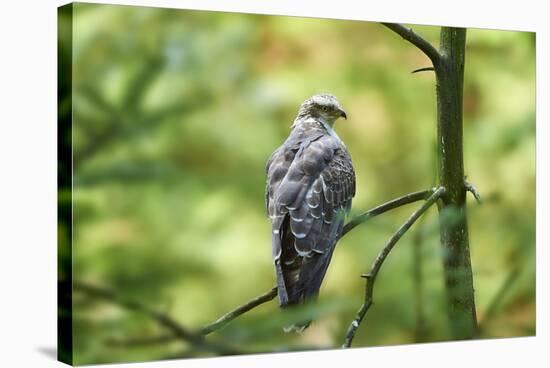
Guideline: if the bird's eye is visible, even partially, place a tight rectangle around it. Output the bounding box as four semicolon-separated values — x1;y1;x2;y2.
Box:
321;106;328;111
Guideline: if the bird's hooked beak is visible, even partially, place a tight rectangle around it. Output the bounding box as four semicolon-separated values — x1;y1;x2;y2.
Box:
338;108;347;120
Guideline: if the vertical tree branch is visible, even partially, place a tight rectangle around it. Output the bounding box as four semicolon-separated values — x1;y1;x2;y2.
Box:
435;27;478;340
381;22;478;340
342;187;445;348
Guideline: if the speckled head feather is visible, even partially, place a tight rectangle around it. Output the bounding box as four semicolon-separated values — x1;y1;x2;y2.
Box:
295;93;347;126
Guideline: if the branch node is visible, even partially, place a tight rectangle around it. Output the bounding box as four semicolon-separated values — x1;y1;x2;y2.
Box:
381;23;441;64
464;179;482;204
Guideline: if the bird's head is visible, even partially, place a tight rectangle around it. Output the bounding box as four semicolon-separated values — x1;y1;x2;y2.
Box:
296;93;347;127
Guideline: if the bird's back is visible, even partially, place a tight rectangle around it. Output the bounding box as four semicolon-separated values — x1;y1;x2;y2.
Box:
266;119;355;309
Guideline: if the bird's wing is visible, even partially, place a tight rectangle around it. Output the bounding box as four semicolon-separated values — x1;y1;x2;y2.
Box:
267;134;355;305
292;147;355;301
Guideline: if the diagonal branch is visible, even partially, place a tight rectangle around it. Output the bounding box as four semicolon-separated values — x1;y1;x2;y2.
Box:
381;23;441;65
73;281;242;355
106;287;278;347
201;287;278;335
341;188;438;238
76;280;277;349
342;186;445;348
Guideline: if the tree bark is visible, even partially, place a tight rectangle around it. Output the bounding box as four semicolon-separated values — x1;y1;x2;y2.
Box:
434;27;478;339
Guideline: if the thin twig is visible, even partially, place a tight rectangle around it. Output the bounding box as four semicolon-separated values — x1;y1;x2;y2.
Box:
341;188;438;238
412;67;435;74
381;23;441;65
73;281;242;355
342;186;445;348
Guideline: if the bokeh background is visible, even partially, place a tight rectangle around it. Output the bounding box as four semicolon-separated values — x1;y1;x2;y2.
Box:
58;3;536;365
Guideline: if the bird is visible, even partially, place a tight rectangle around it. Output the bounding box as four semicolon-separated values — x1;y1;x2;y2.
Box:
265;93;356;331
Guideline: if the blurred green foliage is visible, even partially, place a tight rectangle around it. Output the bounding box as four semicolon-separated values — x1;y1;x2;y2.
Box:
60;3;535;365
